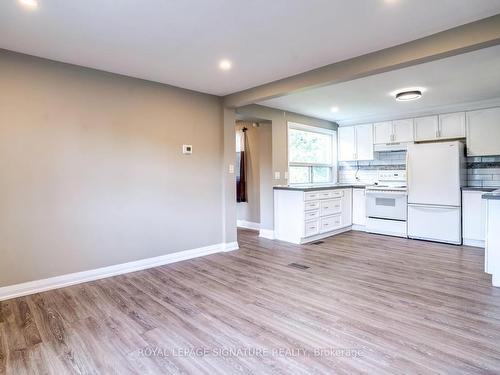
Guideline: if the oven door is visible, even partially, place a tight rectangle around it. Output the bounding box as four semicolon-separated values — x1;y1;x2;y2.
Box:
366;191;407;221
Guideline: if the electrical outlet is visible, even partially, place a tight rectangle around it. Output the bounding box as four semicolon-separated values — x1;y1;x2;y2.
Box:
228;164;235;174
284;171;289;180
274;171;280;180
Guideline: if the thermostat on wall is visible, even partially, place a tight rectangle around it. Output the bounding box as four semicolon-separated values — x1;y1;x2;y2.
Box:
182;145;193;154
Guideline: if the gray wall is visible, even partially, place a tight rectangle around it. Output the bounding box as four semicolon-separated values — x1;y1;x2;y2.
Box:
0;50;224;286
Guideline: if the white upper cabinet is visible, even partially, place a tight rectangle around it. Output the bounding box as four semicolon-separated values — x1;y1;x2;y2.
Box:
392;119;414;143
356;124;374;160
466;107;500;156
439;112;466;139
415;113;465;141
373;121;392;144
338;124;373;161
338;126;356;161
414;116;439;141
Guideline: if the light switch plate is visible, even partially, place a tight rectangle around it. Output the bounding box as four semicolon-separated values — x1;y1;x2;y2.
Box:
182;145;193;154
228;164;235;174
284;171;289;180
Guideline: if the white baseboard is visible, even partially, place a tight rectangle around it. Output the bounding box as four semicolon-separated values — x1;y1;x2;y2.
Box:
300;226;351;244
259;228;275;240
0;241;238;301
237;220;260;231
351;224;366;232
223;241;239;252
463;238;485;248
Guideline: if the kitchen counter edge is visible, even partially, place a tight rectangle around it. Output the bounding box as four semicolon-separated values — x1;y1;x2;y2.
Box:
482;189;500;200
273;184;367;192
462;187;499;192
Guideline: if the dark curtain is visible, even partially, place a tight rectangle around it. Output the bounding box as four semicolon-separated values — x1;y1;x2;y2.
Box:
236;128;247;202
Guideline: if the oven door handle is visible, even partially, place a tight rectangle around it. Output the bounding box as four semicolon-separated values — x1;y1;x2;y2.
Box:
365;191;408;196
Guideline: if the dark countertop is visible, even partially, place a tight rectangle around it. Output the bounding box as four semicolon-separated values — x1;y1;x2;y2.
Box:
273;183;367;192
462;186;500;192
482;190;500;200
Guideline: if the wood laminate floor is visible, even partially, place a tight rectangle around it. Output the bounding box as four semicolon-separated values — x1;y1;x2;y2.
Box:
2;229;500;374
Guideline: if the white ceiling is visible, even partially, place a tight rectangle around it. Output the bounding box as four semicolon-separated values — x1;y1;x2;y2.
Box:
1;0;500;96
260;44;500;125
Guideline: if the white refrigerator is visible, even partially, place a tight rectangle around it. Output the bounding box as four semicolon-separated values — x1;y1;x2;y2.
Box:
407;141;465;245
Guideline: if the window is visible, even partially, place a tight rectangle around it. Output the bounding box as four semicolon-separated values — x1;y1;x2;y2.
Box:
288;122;337;184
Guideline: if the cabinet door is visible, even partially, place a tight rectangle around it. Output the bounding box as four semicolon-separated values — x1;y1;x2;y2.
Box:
341;189;352;227
393;118;414;143
466;107;500;156
373;122;393;144
414;116;438;141
352;188;366;226
439;112;465;139
338;126;356;161
355;124;374;160
462;191;486;243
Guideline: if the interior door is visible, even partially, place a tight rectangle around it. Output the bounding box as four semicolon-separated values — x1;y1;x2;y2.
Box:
393;119;414;142
373;122;392;144
355;124;374;161
338;126;355;161
414;116;438;141
407;142;461;206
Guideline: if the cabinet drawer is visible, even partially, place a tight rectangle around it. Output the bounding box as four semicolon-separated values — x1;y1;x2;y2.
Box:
317;191;333;199
304;219;320;237
320;198;342;216
305;191;320;201
320;215;342;233
331;190;343;198
304;210;320;221
305;201;320;211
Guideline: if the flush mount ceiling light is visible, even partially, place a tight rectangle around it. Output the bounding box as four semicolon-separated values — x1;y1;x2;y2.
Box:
330;106;339;113
390;87;426;102
19;0;38;9
396;90;422;101
218;59;232;71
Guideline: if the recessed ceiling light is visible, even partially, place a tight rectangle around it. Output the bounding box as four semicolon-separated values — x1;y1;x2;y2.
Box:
330;106;339;113
219;59;232;71
19;0;38;9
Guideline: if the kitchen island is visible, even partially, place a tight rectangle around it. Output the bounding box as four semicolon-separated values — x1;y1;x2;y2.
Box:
273;184;366;244
483;190;500;287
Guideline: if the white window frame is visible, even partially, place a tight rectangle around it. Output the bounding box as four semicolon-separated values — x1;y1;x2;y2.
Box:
287;122;337;185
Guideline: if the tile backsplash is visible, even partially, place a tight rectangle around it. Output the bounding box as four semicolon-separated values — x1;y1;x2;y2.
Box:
338;151;406;184
466;156;500;188
338;151;500;188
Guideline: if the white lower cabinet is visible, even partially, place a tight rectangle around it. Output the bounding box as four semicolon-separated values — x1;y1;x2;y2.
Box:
462;190;487;247
352;188;366;228
274;188;354;244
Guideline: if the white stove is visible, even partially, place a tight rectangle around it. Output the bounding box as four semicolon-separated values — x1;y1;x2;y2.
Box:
365;170;408;238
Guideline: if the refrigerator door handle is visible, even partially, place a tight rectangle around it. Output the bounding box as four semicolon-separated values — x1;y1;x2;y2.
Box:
408;203;460;209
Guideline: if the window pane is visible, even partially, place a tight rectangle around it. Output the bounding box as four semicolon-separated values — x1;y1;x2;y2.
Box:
289;128;332;164
289;166;310;184
312;166;331;183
